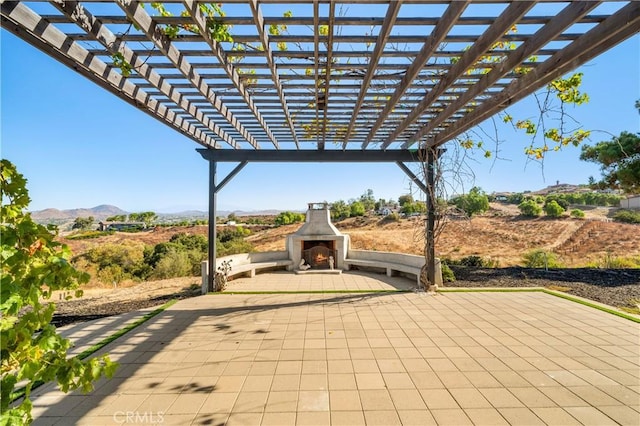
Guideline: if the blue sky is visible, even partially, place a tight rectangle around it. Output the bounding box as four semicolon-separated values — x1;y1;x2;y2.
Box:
1;19;638;213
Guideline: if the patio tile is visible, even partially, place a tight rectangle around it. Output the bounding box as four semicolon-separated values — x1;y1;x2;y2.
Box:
330;410;366;425
419;389;460;409
564;406;619;425
359;389;395;411
295;411;330;425
388;389;427;410
297;390;330;411
329;390;362;411
430;408;473;425
299;374;327;391
265;391;298;412
362;410;402;425
397;409;437;425
531;407;582;425
261;412;296;425
497;408;545;425
355;373;386;389
463;408;510;425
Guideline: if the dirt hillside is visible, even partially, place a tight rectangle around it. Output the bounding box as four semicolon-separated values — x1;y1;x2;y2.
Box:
62;205;639;268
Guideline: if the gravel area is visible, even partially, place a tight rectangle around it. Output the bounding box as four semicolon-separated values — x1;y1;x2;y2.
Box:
449;266;640;311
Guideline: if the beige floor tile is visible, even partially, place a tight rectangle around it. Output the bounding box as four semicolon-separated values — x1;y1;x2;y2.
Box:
538;386;589;407
191;413;229;425
568;385;625;406
249;361;278;376
564;406;620;425
464;408;509;425
497;407;545;425
377;359;406;373
232;391;269;413
329;390;362;411
158;414;197;425
363;410;402;425
355;373;386;389
388;389;427;410
531;407;582;425
199;392;238;414
262;412;296;425
328;359;354;374
299;374;327;391
410;371;445;389
382;372;416;389
359;389;395;411
265;391;298;413
419;389;460;410
328;373;357;390
598;405;640;425
352;359;379;373
297;390;330;411
479;388;524;408
397;409;437;425
165;393;208;414
214;375;246;393
449;388;493;409
430;408;473;425
271;374;300;391
330;410;366;426
302;360;328;375
295;411;330;425
225;412;263;425
509;387;556;408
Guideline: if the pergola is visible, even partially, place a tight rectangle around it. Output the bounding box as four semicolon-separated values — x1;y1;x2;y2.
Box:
3;1;638;289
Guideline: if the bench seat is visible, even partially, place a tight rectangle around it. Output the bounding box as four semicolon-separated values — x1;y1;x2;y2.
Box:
229;259;293;278
344;259;421;286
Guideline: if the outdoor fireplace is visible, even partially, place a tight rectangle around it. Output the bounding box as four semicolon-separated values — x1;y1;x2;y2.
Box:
287;203;349;270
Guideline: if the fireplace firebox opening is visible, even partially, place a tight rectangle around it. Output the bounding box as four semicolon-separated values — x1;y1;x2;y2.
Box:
302;240;337;269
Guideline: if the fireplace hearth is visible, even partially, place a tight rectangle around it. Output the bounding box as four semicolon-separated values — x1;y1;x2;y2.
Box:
286;203;349;271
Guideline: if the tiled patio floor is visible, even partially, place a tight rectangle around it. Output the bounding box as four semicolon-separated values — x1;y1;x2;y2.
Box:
31;273;639;425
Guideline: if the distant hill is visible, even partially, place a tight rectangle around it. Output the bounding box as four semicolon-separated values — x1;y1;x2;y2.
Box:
30;205;128;222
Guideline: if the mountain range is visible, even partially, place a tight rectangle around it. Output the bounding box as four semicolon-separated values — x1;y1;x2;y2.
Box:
29;205;285;223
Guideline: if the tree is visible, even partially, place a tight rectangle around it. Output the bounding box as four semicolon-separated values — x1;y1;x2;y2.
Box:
1;160;117;424
359;189;375;211
580;131;640;193
518;199;542;217
544;200;565;217
105;214;126;222
330;200;350;221
398;194;414;206
452;187;489;217
349;201;365;217
71;216;94;230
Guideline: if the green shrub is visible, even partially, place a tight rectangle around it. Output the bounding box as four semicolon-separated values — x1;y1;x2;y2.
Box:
441;262;455;282
544;200;565;217
522;250;563;268
381;212;401;223
151;250;193;279
452;187;490;217
449;256;499;268
66;230;114;240
518;200;542;217
275;211;305;225
602;253;640;269
570;209;585;219
613;209;640;224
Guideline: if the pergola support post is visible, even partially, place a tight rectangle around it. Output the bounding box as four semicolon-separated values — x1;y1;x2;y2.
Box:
425;147;437;292
201;156;249;293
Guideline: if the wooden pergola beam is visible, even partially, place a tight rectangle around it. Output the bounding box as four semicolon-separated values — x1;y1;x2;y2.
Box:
49;0;242;150
0;1;218;149
40;14;609;27
342;0;402;148
362;1;469;149
381;1;536;149
433;1;640;146
404;0;601;148
183;0;279;149
320;0;336;151
248;0;300;148
115;0;262;150
313;0;320;149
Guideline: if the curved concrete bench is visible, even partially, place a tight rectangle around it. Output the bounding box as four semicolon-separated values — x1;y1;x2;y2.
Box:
345;250;442;288
201;251;293;293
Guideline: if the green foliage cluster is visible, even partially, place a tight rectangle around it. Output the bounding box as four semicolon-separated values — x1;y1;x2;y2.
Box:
400;201;426;215
71;216;94;230
518;200;542;217
75;228;253;284
570;209;585;219
274;211;305;226
543;200;565;218
452;187;490;217
581;131;640;193
444;256;499;268
1;160;117;424
522;250;563;268
503;192;622;207
440;262;456;282
613;210;640;224
65;230;114;240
